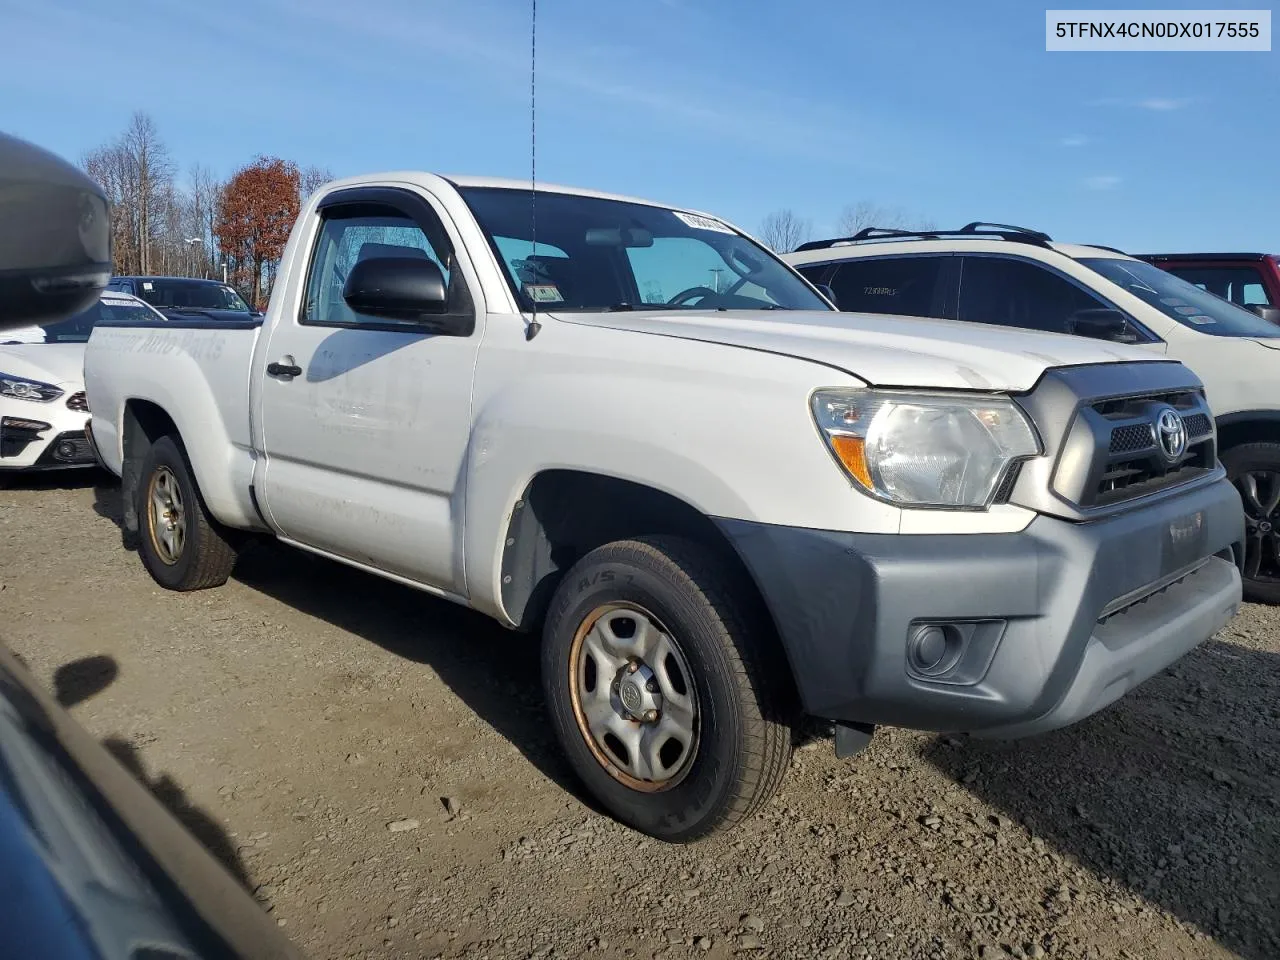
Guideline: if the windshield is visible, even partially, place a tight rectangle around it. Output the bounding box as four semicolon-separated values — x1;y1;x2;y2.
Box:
458;187;831;313
132;279;251;313
0;297;160;344
1081;258;1280;339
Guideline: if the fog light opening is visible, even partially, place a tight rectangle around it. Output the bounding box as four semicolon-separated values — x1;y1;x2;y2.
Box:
908;623;964;677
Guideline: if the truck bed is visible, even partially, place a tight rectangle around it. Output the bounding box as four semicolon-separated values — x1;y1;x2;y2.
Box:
84;315;267;531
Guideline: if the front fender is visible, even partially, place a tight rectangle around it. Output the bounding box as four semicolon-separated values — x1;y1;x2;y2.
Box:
460;334;901;622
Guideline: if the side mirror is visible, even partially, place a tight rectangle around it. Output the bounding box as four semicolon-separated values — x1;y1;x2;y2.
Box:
0;133;113;331
1249;304;1280;325
815;283;838;307
342;256;458;328
1068;308;1137;343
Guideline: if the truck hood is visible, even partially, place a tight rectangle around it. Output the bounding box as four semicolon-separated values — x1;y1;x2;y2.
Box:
556;309;1164;391
0;342;86;388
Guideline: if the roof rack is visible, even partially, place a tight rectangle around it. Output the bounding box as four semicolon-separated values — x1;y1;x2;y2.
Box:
793;221;1053;253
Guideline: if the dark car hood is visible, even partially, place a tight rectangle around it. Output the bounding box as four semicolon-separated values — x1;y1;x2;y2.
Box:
158;308;257;323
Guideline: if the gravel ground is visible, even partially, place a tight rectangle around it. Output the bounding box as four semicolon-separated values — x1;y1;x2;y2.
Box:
1;471;1277;960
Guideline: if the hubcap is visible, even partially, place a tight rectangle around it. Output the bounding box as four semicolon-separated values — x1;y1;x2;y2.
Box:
147;466;187;565
568;603;699;791
1235;470;1280;583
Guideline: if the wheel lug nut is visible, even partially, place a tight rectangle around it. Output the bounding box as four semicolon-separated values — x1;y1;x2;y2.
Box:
626;661;640;674
646;679;659;693
641;709;659;723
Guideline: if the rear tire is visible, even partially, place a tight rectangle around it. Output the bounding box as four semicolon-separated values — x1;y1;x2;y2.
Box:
136;435;237;591
541;535;794;842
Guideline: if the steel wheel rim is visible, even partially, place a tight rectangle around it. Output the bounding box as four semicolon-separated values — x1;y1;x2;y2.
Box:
1235;469;1280;584
567;603;701;792
147;466;187;565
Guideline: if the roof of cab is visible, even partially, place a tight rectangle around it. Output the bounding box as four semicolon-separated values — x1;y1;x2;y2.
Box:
313;171;729;222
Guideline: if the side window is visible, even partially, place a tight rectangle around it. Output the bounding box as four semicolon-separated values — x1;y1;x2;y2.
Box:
795;264;833;287
957;257;1106;334
1243;281;1269;306
301;202;454;327
828;257;947;317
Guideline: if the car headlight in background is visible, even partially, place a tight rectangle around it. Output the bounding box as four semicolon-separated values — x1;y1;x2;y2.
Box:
0;373;64;402
811;389;1041;508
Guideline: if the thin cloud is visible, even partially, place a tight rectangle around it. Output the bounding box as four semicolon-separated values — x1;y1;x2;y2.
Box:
1084;175;1122;191
1060;135;1090;147
1137;97;1196;111
1091;96;1200;111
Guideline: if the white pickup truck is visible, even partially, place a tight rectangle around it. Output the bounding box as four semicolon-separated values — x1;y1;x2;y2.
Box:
84;172;1245;841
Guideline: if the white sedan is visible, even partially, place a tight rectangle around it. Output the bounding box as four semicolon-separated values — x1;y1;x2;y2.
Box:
1;291;163;479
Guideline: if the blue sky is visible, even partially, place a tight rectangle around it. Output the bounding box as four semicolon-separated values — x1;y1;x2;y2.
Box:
1;0;1276;250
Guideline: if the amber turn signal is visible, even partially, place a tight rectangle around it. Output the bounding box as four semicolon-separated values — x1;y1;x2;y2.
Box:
829;435;873;489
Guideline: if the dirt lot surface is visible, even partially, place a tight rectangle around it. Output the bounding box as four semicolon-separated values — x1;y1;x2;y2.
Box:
2;472;1277;960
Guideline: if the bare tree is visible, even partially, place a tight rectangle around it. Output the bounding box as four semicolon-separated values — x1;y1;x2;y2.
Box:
188;163;225;278
836;201;935;236
758;209;812;253
300;165;334;203
121;112;175;274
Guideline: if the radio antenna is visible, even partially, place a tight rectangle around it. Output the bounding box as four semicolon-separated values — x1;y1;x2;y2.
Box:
525;0;542;340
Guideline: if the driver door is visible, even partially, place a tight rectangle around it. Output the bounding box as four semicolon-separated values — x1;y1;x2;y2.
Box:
255;186;482;592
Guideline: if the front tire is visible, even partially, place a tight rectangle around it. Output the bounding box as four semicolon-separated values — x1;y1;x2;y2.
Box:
136;435;237;591
1222;442;1280;605
541;536;794;842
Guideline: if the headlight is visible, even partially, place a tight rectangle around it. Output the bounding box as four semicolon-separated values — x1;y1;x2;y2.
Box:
811;389;1041;508
0;373;63;403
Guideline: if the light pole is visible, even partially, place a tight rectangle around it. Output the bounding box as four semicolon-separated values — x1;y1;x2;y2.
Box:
183;237;202;278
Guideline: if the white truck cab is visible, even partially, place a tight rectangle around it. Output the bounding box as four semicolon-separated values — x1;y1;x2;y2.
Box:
784;223;1280;603
84;178;1244;840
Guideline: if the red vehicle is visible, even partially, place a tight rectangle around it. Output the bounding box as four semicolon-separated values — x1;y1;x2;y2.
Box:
1135;252;1280;325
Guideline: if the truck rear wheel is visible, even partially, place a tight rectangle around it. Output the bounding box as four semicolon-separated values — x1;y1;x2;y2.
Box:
1223;442;1280;604
541;535;794;842
137;435;237;591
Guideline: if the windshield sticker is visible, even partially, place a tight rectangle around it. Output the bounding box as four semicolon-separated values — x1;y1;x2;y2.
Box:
1160;297;1187;307
1174;305;1199;315
525;284;564;303
672;211;735;235
1188;315;1217;325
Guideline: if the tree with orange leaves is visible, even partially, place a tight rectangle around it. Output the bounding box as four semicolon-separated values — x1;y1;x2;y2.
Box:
215;156;300;307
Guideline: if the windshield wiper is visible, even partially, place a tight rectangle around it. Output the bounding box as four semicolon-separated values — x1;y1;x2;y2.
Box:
603;302;694;312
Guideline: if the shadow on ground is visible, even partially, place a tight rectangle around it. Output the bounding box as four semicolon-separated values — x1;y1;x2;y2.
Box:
231;540;592;806
921;638;1280;960
53;655;252;889
0;468;102;493
89;474;138;552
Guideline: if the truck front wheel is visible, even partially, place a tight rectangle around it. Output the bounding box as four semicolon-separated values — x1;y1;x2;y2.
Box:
541;536;794;842
137;435;238;591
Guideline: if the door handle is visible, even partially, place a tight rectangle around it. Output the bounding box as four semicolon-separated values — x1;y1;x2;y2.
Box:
267;360;302;378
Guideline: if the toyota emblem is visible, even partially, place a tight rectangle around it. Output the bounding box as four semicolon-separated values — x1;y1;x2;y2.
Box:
1155;407;1187;461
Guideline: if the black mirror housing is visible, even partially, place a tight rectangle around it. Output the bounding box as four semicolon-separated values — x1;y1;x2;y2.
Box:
342;256;458;328
0;133;113;331
815;283;838;307
1068;308;1137;343
1249;304;1280;326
